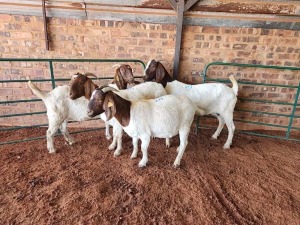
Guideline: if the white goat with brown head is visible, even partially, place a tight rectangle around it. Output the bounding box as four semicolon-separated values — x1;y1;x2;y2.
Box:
69;65;168;157
69;64;137;140
87;86;202;167
27;72;98;153
144;59;238;149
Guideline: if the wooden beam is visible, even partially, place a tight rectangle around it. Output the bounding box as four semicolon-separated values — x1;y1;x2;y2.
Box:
0;1;299;30
173;0;184;80
42;0;49;51
184;0;199;12
166;0;177;11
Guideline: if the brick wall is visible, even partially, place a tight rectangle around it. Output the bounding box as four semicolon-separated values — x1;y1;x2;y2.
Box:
0;14;300;136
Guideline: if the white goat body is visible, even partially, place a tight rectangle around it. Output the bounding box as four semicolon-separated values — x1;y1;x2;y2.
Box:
144;60;238;149
99;82;168;157
164;79;237;149
165;80;237;115
28;82;96;153
92;91;200;167
125;95;195;138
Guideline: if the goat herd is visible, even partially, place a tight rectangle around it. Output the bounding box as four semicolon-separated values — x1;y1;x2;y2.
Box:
28;59;238;168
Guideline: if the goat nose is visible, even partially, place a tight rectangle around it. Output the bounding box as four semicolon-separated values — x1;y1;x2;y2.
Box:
87;109;93;116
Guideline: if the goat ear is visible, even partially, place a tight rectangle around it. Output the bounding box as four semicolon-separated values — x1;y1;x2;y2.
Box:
155;62;166;83
120;66;134;83
104;95;116;121
84;79;95;99
114;69;126;90
107;101;114;108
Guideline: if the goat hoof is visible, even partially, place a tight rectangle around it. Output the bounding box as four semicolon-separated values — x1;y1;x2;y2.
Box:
211;135;218;140
130;154;137;159
223;144;231;149
173;163;180;168
48;149;56;154
114;151;121;157
106;135;112;140
138;161;147;167
108;145;115;151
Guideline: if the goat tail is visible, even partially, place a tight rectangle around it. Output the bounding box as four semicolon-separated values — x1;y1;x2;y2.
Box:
229;75;238;96
27;80;48;99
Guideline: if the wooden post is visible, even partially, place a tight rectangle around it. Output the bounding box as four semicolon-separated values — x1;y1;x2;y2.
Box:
42;0;49;51
172;0;184;80
184;0;200;12
166;0;178;11
172;0;199;80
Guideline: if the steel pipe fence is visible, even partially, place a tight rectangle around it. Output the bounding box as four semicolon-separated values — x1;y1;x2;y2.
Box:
1;59;300;145
0;58;145;145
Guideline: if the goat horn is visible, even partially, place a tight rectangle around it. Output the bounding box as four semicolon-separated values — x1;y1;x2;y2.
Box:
111;64;121;69
102;86;119;93
84;72;98;78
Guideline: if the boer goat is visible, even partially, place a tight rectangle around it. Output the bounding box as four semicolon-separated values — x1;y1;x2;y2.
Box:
69;72;169;157
27;73;98;153
69;64;136;140
144;59;238;149
87;86;202;167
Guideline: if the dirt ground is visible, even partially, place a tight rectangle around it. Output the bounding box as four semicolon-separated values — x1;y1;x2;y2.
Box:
0;127;299;225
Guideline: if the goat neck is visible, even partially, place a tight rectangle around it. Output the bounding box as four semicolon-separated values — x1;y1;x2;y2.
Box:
87;83;99;99
106;92;131;127
155;62;174;88
159;69;174;88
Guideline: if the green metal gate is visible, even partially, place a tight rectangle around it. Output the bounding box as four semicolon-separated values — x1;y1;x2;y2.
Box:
1;59;300;145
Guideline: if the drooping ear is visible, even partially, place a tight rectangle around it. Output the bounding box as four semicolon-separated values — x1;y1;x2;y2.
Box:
103;94;116;121
84;79;96;99
155;62;166;83
114;69;126;90
120;65;134;83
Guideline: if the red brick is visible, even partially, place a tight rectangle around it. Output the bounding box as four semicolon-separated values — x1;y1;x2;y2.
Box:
233;44;247;50
202;27;219;34
149;32;159;38
0;14;299;131
0;14;11;21
161;24;175;31
0;89;13;95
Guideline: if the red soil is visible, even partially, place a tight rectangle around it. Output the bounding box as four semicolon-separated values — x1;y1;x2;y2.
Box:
0;127;299;225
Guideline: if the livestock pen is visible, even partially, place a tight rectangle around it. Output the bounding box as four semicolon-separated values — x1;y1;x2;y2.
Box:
1;0;300;223
2;58;300;145
1;58;300;224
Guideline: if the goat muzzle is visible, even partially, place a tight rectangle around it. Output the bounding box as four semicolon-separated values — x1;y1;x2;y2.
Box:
87;109;95;117
69;92;75;100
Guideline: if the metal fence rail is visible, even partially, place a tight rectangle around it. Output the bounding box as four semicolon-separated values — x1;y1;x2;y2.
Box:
0;58;145;145
200;62;300;141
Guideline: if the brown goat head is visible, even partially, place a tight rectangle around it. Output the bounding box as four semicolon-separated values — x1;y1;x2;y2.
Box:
113;64;135;90
143;60;173;87
69;72;98;100
87;86;131;126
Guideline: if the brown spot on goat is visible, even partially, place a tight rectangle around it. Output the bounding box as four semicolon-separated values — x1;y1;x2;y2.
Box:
69;72;98;100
